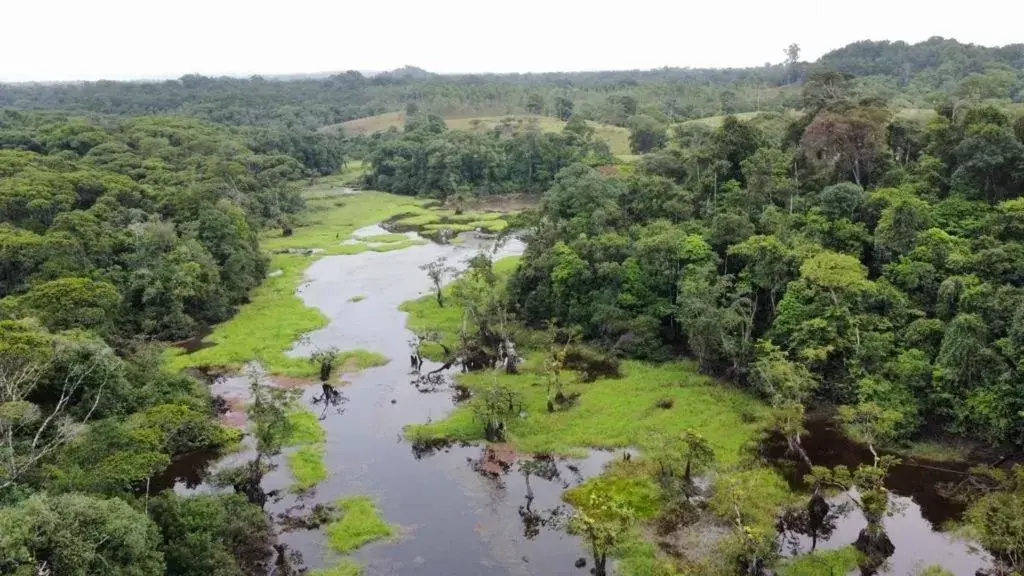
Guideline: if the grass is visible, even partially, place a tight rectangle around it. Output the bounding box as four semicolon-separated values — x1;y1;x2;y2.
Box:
404;253;766;460
307;560;363;576
286;409;327;445
284;408;328;492
288;445;328;492
326;496;397;553
400;256;521;359
330;112;631;156
405;357;767;462
348;295;366;303
897;439;973;462
776;546;861;576
167;190;423;376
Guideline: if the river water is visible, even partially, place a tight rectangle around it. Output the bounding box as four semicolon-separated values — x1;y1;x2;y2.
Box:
769;418;993;575
165;226;617;575
164;221;997;576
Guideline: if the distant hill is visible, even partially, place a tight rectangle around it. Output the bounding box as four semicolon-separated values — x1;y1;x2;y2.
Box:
819;37;1024;89
376;66;435;80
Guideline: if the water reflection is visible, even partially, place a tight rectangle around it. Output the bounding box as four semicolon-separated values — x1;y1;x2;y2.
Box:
768;418;992;574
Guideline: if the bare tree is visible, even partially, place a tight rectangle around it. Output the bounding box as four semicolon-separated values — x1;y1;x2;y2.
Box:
420;257;457;307
1;360;106;492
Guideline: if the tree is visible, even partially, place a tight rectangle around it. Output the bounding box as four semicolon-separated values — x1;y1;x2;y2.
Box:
964;465;1024;573
0;332;109;492
526;93;545;115
801;107;889;186
12;277;121;335
627;115;667;154
784;43;801;83
801;69;854;112
420;256;457;307
565;489;637;576
470;378;521;442
0;492;165;575
149;492;272;576
554;96;574;121
310;347;340;382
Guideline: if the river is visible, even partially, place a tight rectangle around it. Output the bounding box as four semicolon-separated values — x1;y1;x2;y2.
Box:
164;225;616;575
163;221;995;576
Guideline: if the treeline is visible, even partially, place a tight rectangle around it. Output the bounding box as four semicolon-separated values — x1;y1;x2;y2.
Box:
3;38;1019;133
0;111;309;340
0;111;305;573
508;76;1024;447
364;114;615;197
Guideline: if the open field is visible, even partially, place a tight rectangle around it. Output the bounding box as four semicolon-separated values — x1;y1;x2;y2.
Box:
325;112;632;156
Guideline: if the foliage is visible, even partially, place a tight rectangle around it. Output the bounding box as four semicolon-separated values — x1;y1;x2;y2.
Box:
287;445;328;492
964;465;1024;573
149;492;272;576
776;546;862;576
324;496;397;554
0;492;165;575
168;190;414;376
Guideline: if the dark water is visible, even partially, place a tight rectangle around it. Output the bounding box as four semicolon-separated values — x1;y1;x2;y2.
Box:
173;324;215;354
768;418;992;575
164;227;620;575
166;221;995;575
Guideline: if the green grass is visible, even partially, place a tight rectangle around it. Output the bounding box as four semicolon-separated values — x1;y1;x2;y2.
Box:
404;253;765;460
307;559;363;576
406;358;766;461
288;444;328;492
286;409;327;445
331;112;631;156
348;295;365;303
284;408;328;492
897;439;973;462
167;191;421;376
326;496;397;553
777;546;861;576
400;256;522;360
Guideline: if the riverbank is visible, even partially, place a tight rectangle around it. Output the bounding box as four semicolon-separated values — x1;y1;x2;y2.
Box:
397;256;994;575
166;181;515;377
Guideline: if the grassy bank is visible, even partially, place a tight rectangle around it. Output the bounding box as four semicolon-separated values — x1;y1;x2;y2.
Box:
167;190;430;376
326;496;397;553
396;256;816;575
284;408;328;492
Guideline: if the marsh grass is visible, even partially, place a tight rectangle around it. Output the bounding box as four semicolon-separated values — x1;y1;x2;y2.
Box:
776;546;862;576
288;444;328;492
167;191;418;376
326;496;397;553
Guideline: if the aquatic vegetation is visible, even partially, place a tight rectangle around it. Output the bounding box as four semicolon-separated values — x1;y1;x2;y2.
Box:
776;546;862;576
288;445;328;492
167;191;413;377
406;358;767;462
325;496;397;553
285;409;326;445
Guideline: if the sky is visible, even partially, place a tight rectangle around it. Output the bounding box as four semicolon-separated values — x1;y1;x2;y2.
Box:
3;0;1020;82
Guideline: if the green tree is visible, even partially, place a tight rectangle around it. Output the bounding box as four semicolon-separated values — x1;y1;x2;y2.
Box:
565;489;637;576
0;492;165;576
554;96;574;121
627;115;668;154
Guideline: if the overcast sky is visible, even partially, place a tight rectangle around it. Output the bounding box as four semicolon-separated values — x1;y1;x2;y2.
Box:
3;0;1020;82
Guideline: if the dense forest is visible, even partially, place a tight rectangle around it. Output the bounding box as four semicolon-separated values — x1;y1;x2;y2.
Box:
2;35;1024;576
3;37;1022;128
